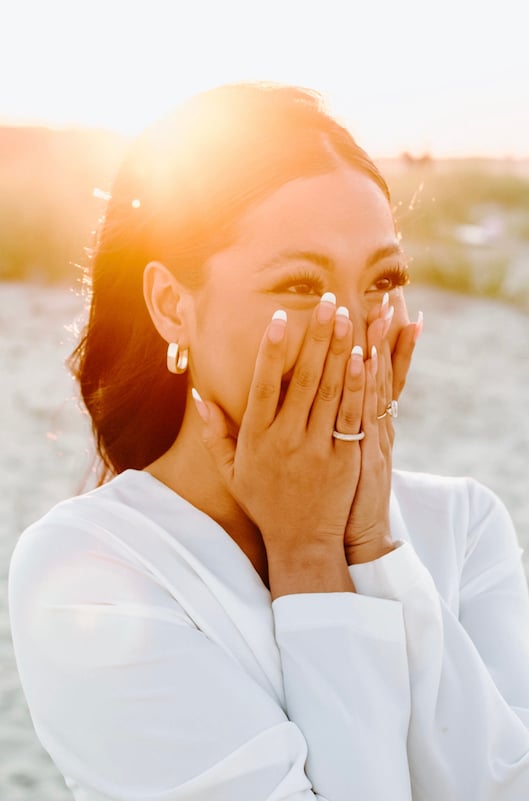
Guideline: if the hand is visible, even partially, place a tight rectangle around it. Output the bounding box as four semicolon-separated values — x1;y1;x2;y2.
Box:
194;295;366;563
344;298;422;564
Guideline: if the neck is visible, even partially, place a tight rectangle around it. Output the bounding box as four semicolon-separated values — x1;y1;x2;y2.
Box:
145;411;269;588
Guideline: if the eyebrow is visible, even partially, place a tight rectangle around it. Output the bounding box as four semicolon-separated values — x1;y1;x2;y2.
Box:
257;242;405;273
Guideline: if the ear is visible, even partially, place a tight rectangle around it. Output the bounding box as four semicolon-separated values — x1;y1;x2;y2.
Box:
143;261;193;346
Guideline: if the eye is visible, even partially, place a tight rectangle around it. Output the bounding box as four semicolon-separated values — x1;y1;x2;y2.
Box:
273;270;326;296
367;265;410;293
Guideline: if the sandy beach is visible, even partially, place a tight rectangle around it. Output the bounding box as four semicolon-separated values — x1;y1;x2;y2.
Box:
1;280;529;799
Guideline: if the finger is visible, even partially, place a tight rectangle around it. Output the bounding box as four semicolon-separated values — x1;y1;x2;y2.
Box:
378;333;393;420
377;342;395;451
391;312;423;399
242;309;288;434
367;303;394;419
366;294;394;359
281;292;337;429
308;306;353;437
383;338;393;413
192;389;236;486
366;290;390;326
360;349;391;497
361;347;381;443
333;344;365;438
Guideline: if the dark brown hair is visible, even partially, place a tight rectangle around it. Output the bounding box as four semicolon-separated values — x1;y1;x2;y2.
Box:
70;82;390;482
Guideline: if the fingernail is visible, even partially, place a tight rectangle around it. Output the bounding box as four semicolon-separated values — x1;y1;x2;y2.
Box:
191;387;209;422
334;305;349;338
413;310;424;342
317;291;336;323
349;344;363;376
370;345;378;376
381;292;389;313
269;309;287;343
321;291;336;304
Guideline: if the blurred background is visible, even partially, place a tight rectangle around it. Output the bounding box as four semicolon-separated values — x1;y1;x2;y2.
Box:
1;1;528;798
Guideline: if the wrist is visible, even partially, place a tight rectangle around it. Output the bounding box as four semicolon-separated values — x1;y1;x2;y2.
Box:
345;534;396;565
267;542;355;600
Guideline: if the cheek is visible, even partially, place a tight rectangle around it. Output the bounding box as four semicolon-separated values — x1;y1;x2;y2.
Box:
201;312;275;422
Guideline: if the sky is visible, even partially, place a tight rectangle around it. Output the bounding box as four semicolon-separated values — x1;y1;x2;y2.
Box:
1;0;528;158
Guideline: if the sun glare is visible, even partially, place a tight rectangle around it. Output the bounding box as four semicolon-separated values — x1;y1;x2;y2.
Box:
1;0;528;157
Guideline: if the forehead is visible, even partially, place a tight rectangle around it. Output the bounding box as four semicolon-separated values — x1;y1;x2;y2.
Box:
232;168;395;258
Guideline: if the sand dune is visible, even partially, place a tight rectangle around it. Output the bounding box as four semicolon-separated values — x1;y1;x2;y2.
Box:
1;281;528;799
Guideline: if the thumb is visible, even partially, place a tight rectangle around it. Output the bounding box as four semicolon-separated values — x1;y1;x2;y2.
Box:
191;388;236;485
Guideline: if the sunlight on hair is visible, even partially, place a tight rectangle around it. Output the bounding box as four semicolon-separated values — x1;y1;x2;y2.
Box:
93;187;112;202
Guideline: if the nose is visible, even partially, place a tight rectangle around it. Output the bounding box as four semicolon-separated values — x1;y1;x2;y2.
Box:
342;298;369;353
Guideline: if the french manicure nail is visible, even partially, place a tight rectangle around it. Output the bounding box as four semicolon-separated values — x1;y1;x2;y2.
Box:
320;291;336;304
349;344;364;376
413;310;424;342
370;345;378;376
334;306;350;337
384;305;395;322
317;291;336;323
269;309;287;343
381;292;389;313
191;387;209;422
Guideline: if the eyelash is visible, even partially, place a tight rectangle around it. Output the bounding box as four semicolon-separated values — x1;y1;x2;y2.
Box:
368;265;410;293
274;270;326;296
272;264;410;297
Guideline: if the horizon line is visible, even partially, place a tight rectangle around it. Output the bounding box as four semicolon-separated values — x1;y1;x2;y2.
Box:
1;120;528;162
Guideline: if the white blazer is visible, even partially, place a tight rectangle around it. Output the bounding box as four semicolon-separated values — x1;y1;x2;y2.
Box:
8;468;529;801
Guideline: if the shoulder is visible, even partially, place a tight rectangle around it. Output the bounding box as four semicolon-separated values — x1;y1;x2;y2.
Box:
8;471;194;637
392;468;508;528
10;473;126;564
8;471;162;608
391;470;519;601
11;469;165;552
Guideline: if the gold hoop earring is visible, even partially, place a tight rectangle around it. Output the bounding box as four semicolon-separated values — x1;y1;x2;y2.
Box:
166;342;189;374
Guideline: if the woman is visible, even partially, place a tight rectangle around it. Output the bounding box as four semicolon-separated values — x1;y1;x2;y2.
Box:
8;83;529;801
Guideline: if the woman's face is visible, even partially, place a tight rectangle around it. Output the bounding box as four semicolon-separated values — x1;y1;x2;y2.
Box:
187;167;409;430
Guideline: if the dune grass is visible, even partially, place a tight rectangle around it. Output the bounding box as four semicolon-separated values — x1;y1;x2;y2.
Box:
380;158;529;309
0;127;126;284
1;127;528;309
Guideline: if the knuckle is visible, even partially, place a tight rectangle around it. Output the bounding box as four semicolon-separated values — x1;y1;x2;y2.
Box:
264;344;285;361
310;324;332;342
330;337;349;356
346;373;364;391
253;380;277;400
281;431;302;456
340;407;361;428
201;434;215;449
294;364;319;390
318;381;340;403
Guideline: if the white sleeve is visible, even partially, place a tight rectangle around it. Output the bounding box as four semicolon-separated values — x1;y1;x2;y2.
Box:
349;479;529;801
9;522;411;801
273;591;412;800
